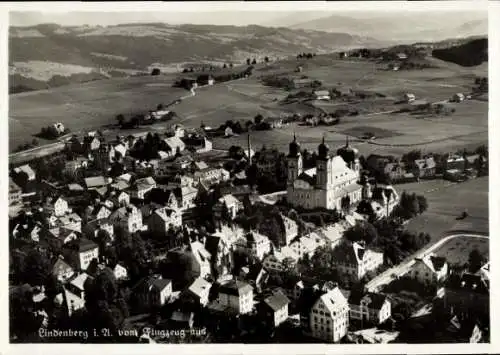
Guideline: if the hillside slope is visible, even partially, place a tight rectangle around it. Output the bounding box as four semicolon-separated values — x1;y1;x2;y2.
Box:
9;23;382;92
432;38;488;67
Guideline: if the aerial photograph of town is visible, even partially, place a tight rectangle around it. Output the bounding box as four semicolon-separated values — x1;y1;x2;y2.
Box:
7;3;490;346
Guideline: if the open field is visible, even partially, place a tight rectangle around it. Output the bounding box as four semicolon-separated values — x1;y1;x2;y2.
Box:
402;177;489;242
433;236;489;265
9;75;187;151
10;56;487;158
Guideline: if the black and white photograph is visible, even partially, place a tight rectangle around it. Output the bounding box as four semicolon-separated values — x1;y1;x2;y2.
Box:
4;1;495;350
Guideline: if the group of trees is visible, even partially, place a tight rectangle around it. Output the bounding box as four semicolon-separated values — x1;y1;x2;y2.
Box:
391;191;428;222
38;125;70;140
14;139;39;153
432;38;488;67
246;58;258;66
129;132;178;161
296;53;316;59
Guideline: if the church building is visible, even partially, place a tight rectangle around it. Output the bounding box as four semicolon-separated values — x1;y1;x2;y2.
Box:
286;135;362;211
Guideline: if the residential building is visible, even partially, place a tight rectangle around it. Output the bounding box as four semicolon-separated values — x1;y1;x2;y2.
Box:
58;213;82;233
216;280;254;314
65;238;99;271
348;292;391;325
309;287;350;343
9;178;22;206
52;256;75;283
287;135;362;211
134;275;173;309
445;155;466;171
292;78;313;89
47;227;78;250
444;272;489;318
164;136;186;157
258;290;290;327
333;242;384;281
68;272;93;299
451;93;465;102
403;93;416;103
409;253;448;285
113;264;128;281
134;177;156;199
215;194;242;220
205;234;233;276
263;247;299;273
85;176;108;189
185;277;212;307
413;157;436;178
14;164;36;181
148;207;182;235
190;241;212;279
109;206;143;233
314;90;331;101
235;232;272;261
96;206;112;220
289;232;326;258
281;215;299;246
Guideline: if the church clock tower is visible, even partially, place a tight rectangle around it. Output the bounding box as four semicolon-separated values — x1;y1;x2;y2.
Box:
287;133;303;186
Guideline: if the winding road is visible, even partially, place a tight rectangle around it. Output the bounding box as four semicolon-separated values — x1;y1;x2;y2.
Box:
365;233;488;292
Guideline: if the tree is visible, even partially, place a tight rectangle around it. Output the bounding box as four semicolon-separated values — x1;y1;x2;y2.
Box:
223;63;228;69
151;68;161;76
468;249;485;273
23;249;50;286
254;114;264;125
344;221;378;245
264;56;270;63
252;58;257;65
416;195;428;214
116;114;125;126
157;104;164;111
246;58;251;66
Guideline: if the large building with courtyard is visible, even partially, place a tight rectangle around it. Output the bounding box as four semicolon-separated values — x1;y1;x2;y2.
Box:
286;135;362;211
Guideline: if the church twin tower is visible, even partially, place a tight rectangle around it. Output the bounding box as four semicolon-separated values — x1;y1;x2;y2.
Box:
286;134;362;211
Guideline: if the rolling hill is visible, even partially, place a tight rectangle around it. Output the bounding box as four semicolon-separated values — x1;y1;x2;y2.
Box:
9;23;383;93
289;13;487;43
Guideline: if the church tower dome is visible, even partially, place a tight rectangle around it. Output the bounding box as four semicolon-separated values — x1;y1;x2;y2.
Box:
337;136;359;165
318;135;330;160
288;133;301;157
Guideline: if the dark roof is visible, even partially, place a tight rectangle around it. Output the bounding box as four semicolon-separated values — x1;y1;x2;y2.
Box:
430;256;447;272
204;235;221;257
263;290;290;312
218;280;253;296
78;238;99;252
152;278;172;291
447;273;489;294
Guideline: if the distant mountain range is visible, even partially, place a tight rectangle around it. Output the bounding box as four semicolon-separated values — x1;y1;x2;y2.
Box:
288;13;487;42
9;19;487;93
9;22;383;93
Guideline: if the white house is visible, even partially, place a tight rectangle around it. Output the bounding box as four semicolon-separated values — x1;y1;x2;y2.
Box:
14;164;36;181
52;256;75;283
190;241;212;279
217;194;242;220
148;207;182;235
409;253;448;286
53;197;69;217
348;292;391;325
451;93;465;102
113;264;128;281
109;205;143;233
334;242;384;281
235;232;272;261
310;287;350;343
314;90;331;101
73;238;100;271
96;206;112;220
187;277;212;307
260;290;290;328
281;215;298;246
134;177;156;200
403;93;416;103
216;280;254;315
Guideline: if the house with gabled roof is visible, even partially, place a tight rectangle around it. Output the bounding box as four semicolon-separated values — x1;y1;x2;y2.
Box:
47;227;78;250
409;253;448;285
64;238;99;271
133;274;173;310
185;277;212;307
258;290;290;327
413;157;436;179
96;206;112;220
190;241;212;279
309;286;349;342
348;291;391;325
333;241;384;281
53;197;70;217
444;272;489;318
148;207;182;235
109;205;143;233
215;279;254;315
52;255;75;283
134;177;156;199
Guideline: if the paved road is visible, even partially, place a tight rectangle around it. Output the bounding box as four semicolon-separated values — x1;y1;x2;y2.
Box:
366;233;488;292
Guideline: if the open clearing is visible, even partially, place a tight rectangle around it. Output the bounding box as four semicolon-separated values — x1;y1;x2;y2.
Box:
402;177;489;242
433;236;489;266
